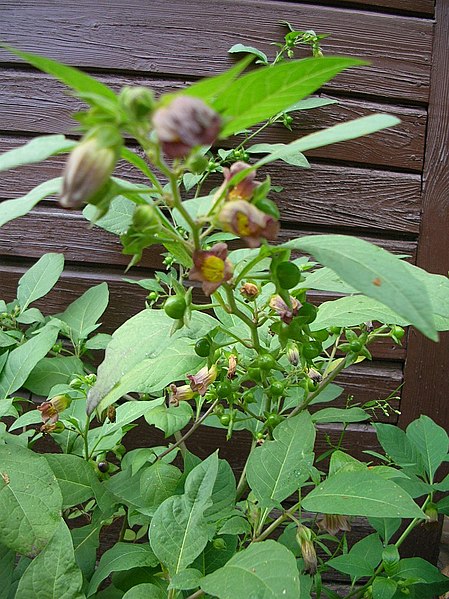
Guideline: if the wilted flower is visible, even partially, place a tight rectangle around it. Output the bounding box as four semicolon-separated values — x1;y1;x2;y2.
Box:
296;524;317;574
188;364;218;396
152;96;221;159
218;200;279;248
189;242;233;296
169;384;195;406
60;127;121;209
38;394;71;425
269;295;301;324
223;161;259;201
227;354;237;379
317;514;351;536
240;282;260;300
41;421;65;434
286;342;300;366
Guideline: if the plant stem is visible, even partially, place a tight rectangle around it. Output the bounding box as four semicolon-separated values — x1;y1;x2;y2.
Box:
223;284;260;351
156;400;219;461
253;502;301;543
236;439;257;499
186;590;204;599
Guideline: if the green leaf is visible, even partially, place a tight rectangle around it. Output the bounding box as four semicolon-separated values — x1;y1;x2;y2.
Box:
373;576;397;599
328;534;383;582
87;309;218;414
247;411;315;508
0;543;15;599
84;195;134;235
57;282;109;345
247;143;310;167
45;454;99;508
200;539;302;599
84;333;112;350
193;534;238;575
16;307;45;325
149;453;219;574
17;253;64;311
228;43;268;64
309;383;344;406
218;516;251;536
87;543;158;596
24;356;84;396
367;517;401;544
284;235;437;341
0;324;59;399
140;461;182;515
284;97;338;113
216;56;365;137
406;415;449;482
302;470;425;518
8;409;42;432
312;407;369;424
373;423;421;472
204;458;236;524
71;515;104;579
169;568;203;591
2;44;117;103
311;295;409;331
0;444;62;556
300;266;357;294
0;178;62;227
0;135;75;173
396;557;449;596
145;402;193;438
15;520;84;599
122;584;166;599
256;114;400;168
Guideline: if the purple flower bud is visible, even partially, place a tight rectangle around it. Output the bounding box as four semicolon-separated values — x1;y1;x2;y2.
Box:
152;96;221;159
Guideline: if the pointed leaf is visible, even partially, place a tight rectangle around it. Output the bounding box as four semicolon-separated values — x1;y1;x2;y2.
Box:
45;454;99;508
0;178;62;227
57;282;109;344
406;415;449;482
17;253;64;311
0;135;75;173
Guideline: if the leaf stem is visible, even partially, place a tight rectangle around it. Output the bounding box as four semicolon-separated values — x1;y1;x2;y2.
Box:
253;502;301;543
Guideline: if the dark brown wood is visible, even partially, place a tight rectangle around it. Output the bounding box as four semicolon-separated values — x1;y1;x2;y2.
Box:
400;0;449;430
285;0;435;17
0;70;427;171
0;0;433;102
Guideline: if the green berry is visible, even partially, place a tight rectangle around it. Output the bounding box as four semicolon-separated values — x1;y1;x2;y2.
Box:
194;338;211;357
276;261;301;290
164;296;186;320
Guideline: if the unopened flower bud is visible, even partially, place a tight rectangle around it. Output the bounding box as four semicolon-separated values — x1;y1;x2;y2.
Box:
152;96;221;159
119;86;155;120
132;204;161;234
60;127;121;209
240;282;260;300
424;503;438;523
227;354;237;379
308;368;323;384
269;295;300;325
286;342;300;366
296;524;317;574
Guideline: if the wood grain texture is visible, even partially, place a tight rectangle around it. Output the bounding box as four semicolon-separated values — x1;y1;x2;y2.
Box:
400;0;449;429
0;0;433;102
0;70;427;171
285;0;435;17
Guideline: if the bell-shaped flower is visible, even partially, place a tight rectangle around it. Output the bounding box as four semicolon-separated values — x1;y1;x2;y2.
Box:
269;295;301;324
223;161;259;201
187;364;218;396
296;524;318;575
317;514;351;536
38;394;71;425
218;200;279;248
168;384;195;407
189;242;233;296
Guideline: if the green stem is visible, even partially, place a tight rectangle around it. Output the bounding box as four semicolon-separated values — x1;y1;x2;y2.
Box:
82;415;90;461
223;284;260;351
253;502;301;543
236;439;257;499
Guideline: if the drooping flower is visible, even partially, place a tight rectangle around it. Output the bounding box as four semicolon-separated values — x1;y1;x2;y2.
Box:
317;514;351;536
187;364;218;396
189;242;233;296
168;384;195;407
286;342;300;366
223;161;259;201
38;394;71;425
296;524;317;575
152;96;221;159
308;368;323;385
227;354;237;379
218;200;279;248
269;295;301;324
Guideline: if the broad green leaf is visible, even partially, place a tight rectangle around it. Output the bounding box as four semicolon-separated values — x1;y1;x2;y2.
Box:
247;411;315;508
149;453;219;574
8;409;42;432
87;309;218;414
311;295;409;331
0;324;59;398
367;517;401;544
0;178;62;227
17;253;64;311
0;330;17;348
84;195;134;235
217;56;365;136
57;282;109;345
218;516;251;536
302;469;425;518
84;333;112;350
0;398;15;419
24;356;84;396
284;235;437;340
328;534;383;582
45;454;99;508
204;458;236;523
3;44;117;103
192;534;238;576
0;444;62;556
309;383;344;405
396;557;449;597
169;568;203;590
71;514;104;579
247;143;310;167
0;135;75;173
15;521;84;599
285;97;338;113
145;402;193;438
373;577;397;599
200;540;302;599
122;584;166;599
140;461;182;514
256;114;400;168
15;307;45;324
0;543;15;599
300;266;357;294
312;407;369;424
228;43;268;64
406;415;449;482
87;543;158;596
373;423;421;472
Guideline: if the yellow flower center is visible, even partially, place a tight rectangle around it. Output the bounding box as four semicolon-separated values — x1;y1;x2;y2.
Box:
202;255;225;282
236;212;251;236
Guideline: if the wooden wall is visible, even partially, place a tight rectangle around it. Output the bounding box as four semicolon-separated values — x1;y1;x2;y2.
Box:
0;0;448;562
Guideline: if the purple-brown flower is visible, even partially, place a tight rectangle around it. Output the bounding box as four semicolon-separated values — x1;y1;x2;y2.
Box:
227;354;237;379
189;242;233;296
152;96;221;159
223;161;259;201
38;394;71;425
296;524;317;575
269;295;301;324
168;384;195;407
218;200;279;248
187;364;218;396
317;514;351;536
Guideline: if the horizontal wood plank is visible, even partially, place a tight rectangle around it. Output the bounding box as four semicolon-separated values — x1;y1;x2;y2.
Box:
0;0;433;102
286;0;435;16
0;70;426;171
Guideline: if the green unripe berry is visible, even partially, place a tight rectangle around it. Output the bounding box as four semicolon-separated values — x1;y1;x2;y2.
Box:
276;261;301;290
194;338;211;357
164;296;187;320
